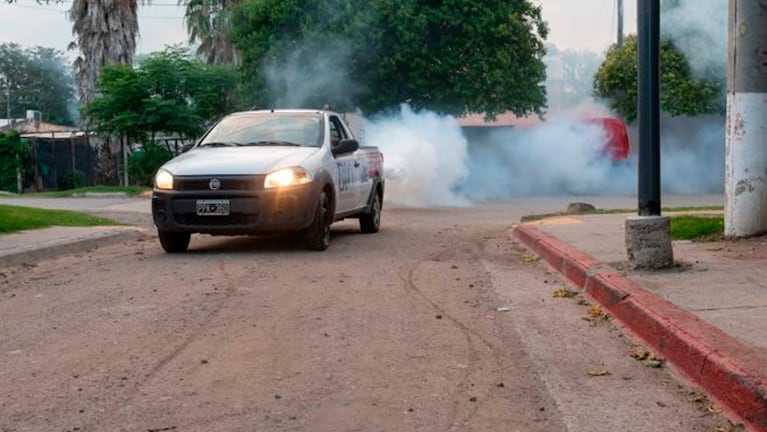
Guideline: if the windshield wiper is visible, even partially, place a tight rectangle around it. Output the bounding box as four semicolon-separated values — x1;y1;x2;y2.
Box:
199;141;241;147
239;140;302;147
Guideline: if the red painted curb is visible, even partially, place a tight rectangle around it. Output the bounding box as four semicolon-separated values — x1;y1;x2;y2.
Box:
512;224;767;431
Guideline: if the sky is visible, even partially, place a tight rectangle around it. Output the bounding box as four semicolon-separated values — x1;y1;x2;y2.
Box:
0;0;636;59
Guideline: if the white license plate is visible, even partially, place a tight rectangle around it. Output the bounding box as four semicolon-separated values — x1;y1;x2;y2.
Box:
196;199;230;216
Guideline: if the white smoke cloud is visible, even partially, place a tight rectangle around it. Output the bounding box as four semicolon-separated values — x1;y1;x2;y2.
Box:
363;105;470;207
360;108;724;206
661;0;727;79
263;40;364;110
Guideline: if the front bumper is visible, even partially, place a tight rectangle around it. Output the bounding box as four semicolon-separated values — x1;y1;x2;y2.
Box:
152;177;318;235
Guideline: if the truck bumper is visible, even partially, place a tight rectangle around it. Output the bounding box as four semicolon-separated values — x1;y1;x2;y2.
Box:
152;184;318;235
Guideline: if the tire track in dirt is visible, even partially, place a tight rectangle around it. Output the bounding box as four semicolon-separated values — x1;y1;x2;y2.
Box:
86;259;240;430
402;236;512;431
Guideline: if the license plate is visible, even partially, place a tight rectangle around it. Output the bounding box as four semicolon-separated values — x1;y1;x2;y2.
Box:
196;199;230;216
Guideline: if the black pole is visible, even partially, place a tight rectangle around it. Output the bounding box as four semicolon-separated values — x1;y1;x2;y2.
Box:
637;0;661;216
617;0;625;47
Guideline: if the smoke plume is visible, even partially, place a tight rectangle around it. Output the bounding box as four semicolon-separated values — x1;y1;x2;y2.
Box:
661;0;727;79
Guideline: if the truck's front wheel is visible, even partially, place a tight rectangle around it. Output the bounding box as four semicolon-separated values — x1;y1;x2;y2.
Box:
304;191;331;251
158;230;191;253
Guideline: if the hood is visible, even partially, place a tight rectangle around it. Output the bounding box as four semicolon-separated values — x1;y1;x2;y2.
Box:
161;146;319;176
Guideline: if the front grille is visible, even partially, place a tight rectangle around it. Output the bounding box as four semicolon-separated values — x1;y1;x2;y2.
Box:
176;176;263;192
176;214;259;226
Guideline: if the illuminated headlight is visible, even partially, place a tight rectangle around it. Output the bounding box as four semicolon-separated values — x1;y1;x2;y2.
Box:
154;169;174;190
264;167;312;189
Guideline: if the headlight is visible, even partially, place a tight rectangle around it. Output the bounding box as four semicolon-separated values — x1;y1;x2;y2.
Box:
154;169;174;190
264;167;312;189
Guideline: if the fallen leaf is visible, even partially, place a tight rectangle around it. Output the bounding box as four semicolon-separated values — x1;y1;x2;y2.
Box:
645;358;664;368
587;369;611;377
552;288;577;298
630;347;650;361
522;254;539;263
706;404;722;414
691;393;708;404
588;305;606;318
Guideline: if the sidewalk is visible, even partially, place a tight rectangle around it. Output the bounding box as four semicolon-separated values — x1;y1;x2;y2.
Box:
513;213;767;432
0;226;150;268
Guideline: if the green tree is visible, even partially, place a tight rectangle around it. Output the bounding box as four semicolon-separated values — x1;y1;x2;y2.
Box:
0;130;27;192
592;35;723;122
82;47;241;184
0;43;76;125
84;47;241;143
182;0;242;65
229;0;548;118
5;0;146;105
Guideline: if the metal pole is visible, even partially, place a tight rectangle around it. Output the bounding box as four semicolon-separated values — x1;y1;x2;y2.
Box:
617;0;625;47
5;77;9;125
637;0;661;216
724;0;767;236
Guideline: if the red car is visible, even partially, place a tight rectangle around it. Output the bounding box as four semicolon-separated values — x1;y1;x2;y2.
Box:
586;117;630;162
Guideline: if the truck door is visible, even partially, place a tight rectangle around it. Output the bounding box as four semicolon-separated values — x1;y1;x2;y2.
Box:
330;115;358;212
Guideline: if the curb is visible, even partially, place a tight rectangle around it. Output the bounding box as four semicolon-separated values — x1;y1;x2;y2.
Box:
513;224;767;432
0;228;150;269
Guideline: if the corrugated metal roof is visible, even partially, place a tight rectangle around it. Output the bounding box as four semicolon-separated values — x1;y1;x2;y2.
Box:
0;119;77;134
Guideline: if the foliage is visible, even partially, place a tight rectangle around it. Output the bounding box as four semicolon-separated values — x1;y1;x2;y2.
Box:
83;46;242;145
127;142;173;186
0;43;77;125
229;0;549;118
59;169;87;190
545;45;604;110
0;130;27;192
0;204;118;233
592;35;724;122
183;0;241;64
670;215;724;241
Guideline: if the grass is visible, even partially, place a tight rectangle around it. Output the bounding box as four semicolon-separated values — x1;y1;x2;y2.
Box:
0;204;119;234
10;185;150;198
521;206;725;241
670;215;724;241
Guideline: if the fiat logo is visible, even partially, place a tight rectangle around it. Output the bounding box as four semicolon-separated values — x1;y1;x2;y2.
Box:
209;178;221;191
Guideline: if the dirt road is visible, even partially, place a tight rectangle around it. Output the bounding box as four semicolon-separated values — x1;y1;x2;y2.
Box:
0;204;734;431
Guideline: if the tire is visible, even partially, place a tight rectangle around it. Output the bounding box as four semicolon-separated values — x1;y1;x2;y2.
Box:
304;191;331;251
359;191;382;233
158;230;191;253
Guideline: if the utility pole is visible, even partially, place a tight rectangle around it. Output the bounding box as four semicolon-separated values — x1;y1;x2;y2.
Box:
724;0;767;237
625;0;673;269
617;0;625;47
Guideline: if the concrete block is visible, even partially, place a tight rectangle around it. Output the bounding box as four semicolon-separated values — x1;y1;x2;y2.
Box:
625;216;674;269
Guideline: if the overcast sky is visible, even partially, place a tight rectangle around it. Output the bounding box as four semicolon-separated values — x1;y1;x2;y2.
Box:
0;0;636;59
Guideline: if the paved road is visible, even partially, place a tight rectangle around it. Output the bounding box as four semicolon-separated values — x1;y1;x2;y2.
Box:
0;196;735;431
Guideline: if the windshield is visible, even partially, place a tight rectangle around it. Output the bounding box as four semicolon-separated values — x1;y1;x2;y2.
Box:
199;113;323;148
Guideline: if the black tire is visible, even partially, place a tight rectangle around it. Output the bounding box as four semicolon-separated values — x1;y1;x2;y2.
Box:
359;191;382;233
158;230;191;253
304;191;331;251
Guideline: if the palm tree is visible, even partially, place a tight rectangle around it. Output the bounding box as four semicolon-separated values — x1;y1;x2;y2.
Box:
181;0;240;65
68;0;141;104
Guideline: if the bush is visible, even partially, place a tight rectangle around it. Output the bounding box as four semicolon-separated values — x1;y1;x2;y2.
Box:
0;131;28;193
128;142;173;186
59;169;87;190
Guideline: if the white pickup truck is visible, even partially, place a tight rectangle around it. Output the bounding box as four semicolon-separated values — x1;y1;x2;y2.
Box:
151;109;384;252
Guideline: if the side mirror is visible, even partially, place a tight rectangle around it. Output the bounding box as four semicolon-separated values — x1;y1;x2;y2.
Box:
332;138;359;155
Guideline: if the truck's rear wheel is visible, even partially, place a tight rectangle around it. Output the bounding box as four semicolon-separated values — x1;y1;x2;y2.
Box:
304;191;331;251
359;191;382;233
158;230;191;253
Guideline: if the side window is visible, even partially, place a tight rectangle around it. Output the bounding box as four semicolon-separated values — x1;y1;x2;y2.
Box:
329;116;347;146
